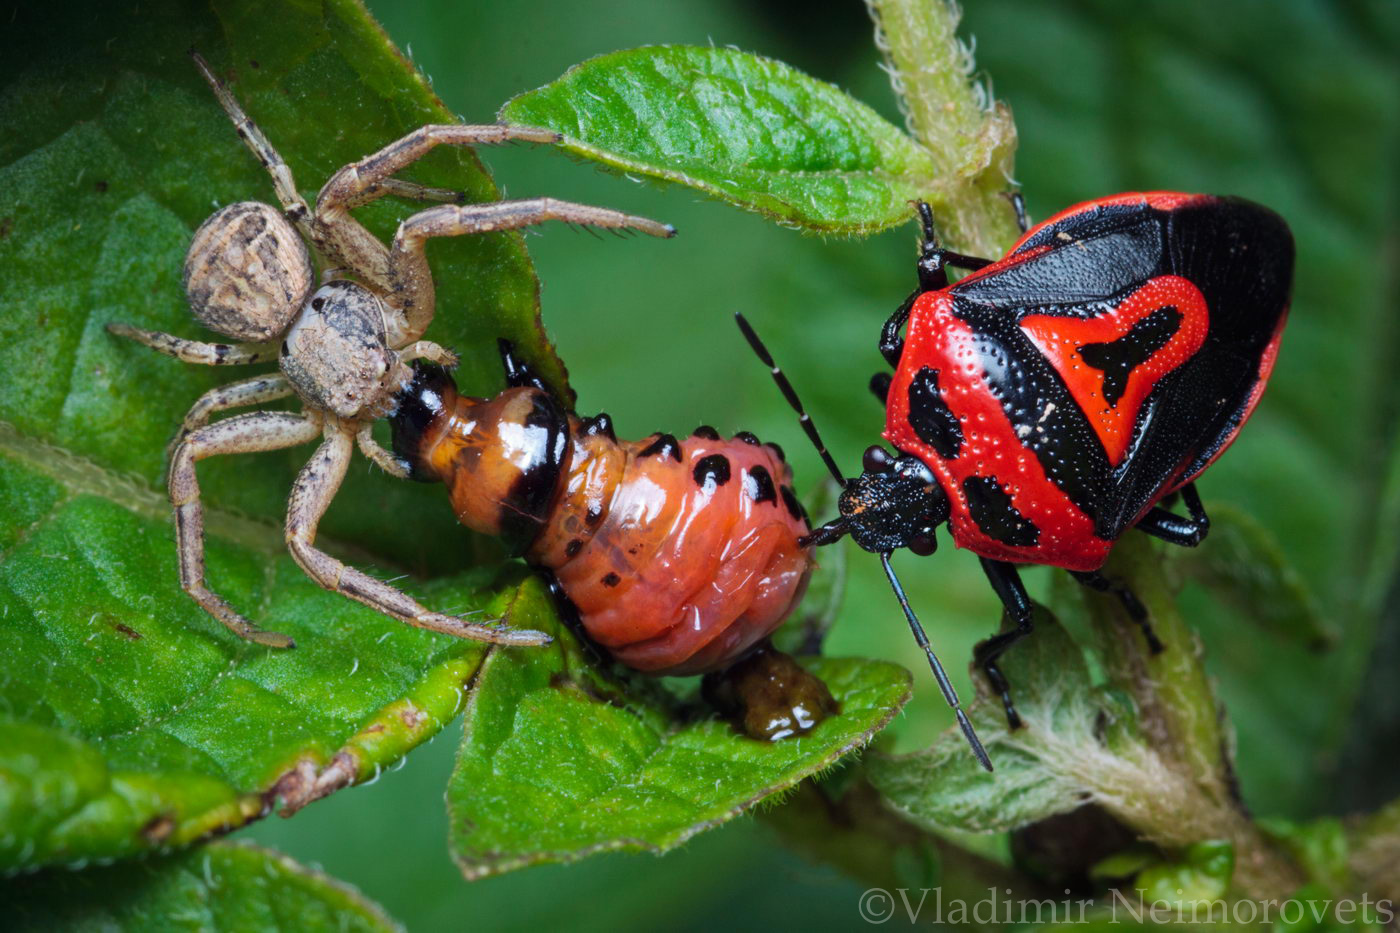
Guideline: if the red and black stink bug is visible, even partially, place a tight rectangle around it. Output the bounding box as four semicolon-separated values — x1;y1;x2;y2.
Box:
389;343;819;685
747;192;1294;769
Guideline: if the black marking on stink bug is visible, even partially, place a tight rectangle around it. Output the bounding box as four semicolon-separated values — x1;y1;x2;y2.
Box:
693;454;731;490
601;572;621;587
735;431;760;446
640;433;682;461
962;476;1039;547
907;367;964;458
565;539;584;558
744;465;777;504
1078;306;1183;406
692;425;720;440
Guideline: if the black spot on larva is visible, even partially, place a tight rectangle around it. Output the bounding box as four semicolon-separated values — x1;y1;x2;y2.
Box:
94;180;109;194
565;539;583;558
580;412;615;440
766;442;786;462
735;431;760;446
780;485;803;521
693;454;731;490
1078;306;1183;406
585;504;603;527
639;433;682;461
215;344;230;362
907;367;964;458
601;572;621;588
311;296;325;311
744;465;777;504
961;476;1039;547
692;425;720;440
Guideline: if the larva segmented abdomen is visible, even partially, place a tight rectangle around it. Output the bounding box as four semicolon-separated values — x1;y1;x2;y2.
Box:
391;366;813;674
530;421;812;675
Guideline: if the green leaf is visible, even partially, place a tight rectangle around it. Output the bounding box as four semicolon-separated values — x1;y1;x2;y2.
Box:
868;606;1141;833
0;0;560;871
1173;503;1334;651
501;46;939;235
5;841;400;932
1259;817;1350;893
447;575;912;878
1135;839;1234;903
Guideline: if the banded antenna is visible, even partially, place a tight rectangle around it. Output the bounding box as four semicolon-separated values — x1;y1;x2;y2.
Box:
733;313;844;486
733;312;992;772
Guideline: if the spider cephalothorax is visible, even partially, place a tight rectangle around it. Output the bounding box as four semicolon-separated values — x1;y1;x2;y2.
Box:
108;52;673;648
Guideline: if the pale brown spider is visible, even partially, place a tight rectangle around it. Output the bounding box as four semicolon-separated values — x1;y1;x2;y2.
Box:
108;53;673;649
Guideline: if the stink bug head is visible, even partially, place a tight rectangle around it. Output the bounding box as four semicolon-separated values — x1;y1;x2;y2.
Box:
735;313;992;771
805;450;949;556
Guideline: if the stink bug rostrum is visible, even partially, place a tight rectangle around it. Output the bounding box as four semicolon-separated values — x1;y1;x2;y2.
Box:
749;192;1294;769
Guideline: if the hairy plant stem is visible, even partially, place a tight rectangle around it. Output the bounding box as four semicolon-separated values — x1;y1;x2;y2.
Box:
864;0;1021;258
1087;535;1304;898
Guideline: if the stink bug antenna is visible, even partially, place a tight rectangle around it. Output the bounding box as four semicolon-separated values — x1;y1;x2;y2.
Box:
734;312;845;486
880;551;993;772
734;313;992;771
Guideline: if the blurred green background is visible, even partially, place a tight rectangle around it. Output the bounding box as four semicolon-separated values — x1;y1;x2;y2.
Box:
234;1;1400;929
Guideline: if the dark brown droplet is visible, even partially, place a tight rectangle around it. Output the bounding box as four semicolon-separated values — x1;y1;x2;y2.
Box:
700;642;838;741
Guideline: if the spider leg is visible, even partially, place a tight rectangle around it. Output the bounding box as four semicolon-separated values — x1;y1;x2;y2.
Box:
178;374;293;437
170;411;322;647
306;124;566;297
107;323;276;366
317;123;561;212
372;177;472;205
285;426;551;646
191;52;314;235
355;424;410;480
395;340;458;368
388;197;675;344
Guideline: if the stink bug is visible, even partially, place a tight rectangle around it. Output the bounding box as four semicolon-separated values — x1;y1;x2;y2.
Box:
748;192;1294;768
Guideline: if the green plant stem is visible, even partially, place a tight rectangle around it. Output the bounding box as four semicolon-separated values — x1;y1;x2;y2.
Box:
1086;535;1304;897
864;0;1021;257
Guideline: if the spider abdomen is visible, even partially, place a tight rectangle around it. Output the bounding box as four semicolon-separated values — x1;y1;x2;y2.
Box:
184;201;312;341
392;366;813;675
